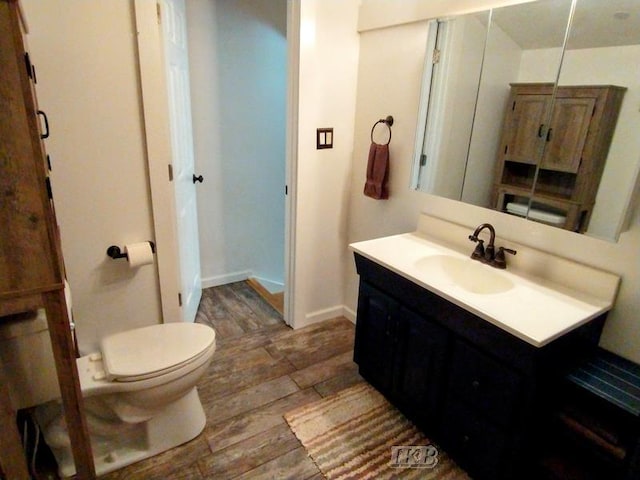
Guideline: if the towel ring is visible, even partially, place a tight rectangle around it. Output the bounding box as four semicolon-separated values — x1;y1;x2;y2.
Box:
370;115;394;145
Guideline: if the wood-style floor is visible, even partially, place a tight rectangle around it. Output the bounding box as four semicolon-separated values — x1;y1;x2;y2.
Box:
246;278;284;316
99;281;363;479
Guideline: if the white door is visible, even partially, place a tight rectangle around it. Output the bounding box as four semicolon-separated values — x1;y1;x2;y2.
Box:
134;0;201;324
160;0;202;322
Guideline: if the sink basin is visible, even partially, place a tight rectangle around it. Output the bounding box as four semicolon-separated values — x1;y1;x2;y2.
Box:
414;255;514;294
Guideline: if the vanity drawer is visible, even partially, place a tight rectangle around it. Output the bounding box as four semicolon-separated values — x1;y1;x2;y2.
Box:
448;339;523;427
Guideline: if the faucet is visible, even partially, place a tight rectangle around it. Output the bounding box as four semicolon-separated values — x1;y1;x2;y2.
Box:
468;223;516;269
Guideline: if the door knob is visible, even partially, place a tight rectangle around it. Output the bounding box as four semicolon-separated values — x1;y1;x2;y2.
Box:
193;174;204;184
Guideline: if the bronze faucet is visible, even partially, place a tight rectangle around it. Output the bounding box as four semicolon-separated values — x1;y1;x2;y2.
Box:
468;223;516;269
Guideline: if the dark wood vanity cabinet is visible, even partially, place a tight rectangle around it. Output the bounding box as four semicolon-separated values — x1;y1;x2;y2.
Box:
492;83;625;232
354;282;448;427
353;253;606;480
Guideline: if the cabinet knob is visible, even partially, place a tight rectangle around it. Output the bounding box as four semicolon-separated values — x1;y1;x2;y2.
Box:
462;434;471;444
193;174;204;184
471;380;480;389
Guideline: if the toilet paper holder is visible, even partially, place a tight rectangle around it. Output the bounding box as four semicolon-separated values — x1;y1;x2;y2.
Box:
106;241;155;260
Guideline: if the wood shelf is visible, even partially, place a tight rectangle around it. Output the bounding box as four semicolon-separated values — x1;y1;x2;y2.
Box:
0;1;95;477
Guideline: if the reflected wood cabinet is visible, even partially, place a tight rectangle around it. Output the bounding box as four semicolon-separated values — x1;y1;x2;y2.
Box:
492;83;625;232
0;1;95;478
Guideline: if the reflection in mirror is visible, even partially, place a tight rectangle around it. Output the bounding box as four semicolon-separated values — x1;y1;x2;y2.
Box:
414;0;640;242
462;0;573;210
531;0;640;240
412;10;490;197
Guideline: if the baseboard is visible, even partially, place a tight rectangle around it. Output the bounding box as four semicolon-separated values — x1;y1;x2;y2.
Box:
343;306;356;323
298;304;356;328
201;270;252;289
251;276;284;294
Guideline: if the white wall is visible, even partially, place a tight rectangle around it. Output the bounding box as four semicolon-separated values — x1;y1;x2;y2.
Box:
462;21;522;206
348;0;640;363
292;0;361;326
420;17;522;207
422;15;487;198
22;0;162;354
21;0;360;350
186;0;287;290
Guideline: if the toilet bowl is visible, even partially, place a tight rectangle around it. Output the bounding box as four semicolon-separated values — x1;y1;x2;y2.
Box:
36;322;216;477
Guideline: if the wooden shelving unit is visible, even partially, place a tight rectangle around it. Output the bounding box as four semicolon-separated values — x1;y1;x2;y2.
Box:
492;83;626;232
0;1;95;478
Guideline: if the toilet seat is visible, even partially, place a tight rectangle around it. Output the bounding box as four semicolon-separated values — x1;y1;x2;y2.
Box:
100;323;216;382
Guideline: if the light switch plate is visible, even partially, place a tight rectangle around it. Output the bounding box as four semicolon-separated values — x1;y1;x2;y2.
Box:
317;128;333;149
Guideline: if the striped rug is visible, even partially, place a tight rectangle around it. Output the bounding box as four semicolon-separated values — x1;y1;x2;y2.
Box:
284;383;470;480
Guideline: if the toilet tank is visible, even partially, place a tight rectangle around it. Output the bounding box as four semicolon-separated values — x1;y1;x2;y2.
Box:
0;309;61;409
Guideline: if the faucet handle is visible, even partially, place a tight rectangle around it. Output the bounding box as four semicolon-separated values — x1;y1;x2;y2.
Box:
470;239;485;260
493;247;517;269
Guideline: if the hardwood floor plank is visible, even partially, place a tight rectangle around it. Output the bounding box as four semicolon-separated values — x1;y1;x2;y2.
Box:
304;474;326;480
270;316;353;343
98;435;209;480
243;278;285;318
204;376;300;426
203;347;275;379
214;323;290;358
313;365;365;398
209;284;263;332
204;388;321;454
230;446;321;480
100;463;203;480
270;328;355;370
268;318;354;353
197;424;300;479
289;351;356;389
198;356;296;406
196;293;246;339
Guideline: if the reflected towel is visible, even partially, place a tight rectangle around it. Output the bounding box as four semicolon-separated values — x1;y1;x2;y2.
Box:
363;142;389;199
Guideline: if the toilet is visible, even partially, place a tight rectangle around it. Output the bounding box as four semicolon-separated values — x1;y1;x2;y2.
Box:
35;321;216;477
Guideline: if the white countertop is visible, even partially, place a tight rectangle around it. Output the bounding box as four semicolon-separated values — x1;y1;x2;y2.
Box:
350;232;619;347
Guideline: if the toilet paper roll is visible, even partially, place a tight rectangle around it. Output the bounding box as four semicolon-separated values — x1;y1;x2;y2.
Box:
124;242;155;268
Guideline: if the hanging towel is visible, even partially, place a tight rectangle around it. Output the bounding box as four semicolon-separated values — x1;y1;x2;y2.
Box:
364;142;390;199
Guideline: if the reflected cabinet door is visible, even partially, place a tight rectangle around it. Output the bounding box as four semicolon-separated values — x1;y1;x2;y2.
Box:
503;93;550;166
541;96;595;173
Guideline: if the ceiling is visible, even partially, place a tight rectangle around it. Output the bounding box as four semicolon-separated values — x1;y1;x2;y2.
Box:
492;0;640;50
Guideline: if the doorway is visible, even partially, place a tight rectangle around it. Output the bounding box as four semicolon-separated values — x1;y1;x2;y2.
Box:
135;0;295;326
186;0;288;318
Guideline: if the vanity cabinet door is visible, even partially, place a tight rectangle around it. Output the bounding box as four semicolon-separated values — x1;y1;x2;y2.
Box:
442;400;512;480
354;282;397;392
394;306;448;427
448;339;524;427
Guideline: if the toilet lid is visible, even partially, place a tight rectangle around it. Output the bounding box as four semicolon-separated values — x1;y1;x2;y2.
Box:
100;323;216;381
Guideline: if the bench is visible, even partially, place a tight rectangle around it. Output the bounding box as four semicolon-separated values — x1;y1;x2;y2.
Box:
552;348;640;480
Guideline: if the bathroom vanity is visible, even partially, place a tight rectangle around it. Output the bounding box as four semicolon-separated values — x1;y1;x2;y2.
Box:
351;216;620;479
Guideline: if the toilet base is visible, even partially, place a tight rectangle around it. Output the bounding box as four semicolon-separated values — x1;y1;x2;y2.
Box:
37;387;207;477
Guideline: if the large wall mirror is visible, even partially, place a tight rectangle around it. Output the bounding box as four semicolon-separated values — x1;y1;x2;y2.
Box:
413;0;640;242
